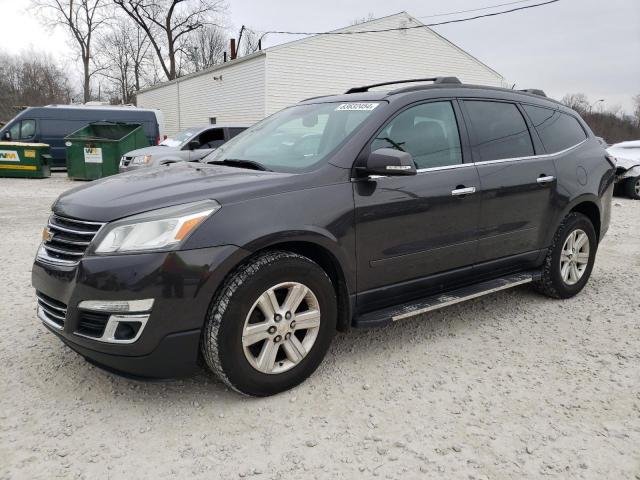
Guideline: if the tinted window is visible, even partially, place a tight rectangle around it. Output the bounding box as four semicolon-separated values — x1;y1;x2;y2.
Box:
465;101;534;161
523;105;586;153
372;101;462;169
228;128;245;138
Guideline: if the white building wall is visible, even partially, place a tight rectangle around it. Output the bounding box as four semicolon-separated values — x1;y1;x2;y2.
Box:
137;55;266;135
137;82;180;135
265;12;506;115
137;13;506;133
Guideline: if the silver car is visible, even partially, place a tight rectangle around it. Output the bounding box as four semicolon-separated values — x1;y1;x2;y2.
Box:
119;124;248;172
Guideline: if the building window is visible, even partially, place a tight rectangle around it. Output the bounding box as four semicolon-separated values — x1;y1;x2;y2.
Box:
209;117;217;125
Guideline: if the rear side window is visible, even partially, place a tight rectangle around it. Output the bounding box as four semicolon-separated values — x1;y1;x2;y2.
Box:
523;105;586;153
464;101;534;161
371;101;463;169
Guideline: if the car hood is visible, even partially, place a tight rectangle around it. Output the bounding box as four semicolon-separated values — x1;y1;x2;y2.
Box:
54;162;294;222
124;145;178;157
607;145;640;169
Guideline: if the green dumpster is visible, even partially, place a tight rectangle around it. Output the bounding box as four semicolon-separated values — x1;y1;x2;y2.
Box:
65;122;149;180
0;142;51;178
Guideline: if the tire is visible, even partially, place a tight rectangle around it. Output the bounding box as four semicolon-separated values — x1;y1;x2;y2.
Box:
201;251;337;396
533;212;598;299
624;176;640;200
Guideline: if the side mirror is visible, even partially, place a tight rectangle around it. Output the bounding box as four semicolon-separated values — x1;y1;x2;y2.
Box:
2;131;10;141
188;140;200;150
363;148;417;176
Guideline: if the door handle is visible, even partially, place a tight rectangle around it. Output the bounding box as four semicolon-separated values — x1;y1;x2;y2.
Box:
536;175;555;185
451;186;476;196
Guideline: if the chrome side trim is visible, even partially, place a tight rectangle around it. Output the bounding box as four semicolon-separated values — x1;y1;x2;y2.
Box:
359;139;588;179
392;277;533;322
473;139;588;166
74;313;150;344
416;162;475;173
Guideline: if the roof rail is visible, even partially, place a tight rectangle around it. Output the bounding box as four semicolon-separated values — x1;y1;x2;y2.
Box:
519;88;547;97
345;77;461;94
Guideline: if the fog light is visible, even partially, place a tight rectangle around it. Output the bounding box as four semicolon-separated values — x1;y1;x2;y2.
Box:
78;299;154;313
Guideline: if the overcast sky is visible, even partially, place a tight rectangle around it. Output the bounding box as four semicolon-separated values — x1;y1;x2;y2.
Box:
1;0;638;113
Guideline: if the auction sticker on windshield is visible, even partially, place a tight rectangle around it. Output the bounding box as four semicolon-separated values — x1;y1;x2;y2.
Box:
335;103;379;111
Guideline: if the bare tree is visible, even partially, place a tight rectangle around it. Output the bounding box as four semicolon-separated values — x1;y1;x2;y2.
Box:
113;0;226;81
184;25;227;71
96;20;152;103
0;51;73;122
561;93;590;114
34;0;109;102
633;94;640;128
350;13;375;25
241;27;260;56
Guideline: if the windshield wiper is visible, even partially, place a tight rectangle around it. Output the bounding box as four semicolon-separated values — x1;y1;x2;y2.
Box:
375;137;406;152
204;158;271;172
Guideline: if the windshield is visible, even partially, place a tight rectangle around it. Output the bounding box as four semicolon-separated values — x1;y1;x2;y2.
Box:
204;102;381;172
160;128;200;147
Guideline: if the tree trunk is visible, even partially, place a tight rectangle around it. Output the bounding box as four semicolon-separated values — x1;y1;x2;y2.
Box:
83;55;91;102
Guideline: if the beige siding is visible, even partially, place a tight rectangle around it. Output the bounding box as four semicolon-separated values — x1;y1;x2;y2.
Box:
265;13;506;114
137;56;266;135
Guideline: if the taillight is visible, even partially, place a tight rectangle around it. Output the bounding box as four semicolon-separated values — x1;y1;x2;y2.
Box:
156;136;160;145
605;154;616;168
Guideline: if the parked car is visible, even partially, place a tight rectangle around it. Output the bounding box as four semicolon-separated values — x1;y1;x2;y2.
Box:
0;105;164;168
606;140;640;199
32;77;615;396
119;124;248;172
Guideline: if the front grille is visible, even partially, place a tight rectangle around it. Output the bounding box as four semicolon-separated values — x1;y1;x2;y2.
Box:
36;291;67;328
42;215;104;264
77;311;110;338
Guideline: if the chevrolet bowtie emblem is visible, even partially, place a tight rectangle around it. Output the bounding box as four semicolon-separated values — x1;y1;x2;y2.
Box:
42;228;53;242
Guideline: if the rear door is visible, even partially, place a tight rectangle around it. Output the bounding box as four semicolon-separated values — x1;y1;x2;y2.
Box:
460;99;558;264
354;100;481;310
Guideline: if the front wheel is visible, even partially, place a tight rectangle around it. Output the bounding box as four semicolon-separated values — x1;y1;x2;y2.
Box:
533;212;598;299
624;176;640;200
201;251;337;396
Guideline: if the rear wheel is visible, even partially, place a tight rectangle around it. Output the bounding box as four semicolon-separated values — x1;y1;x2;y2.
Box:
533;212;597;299
624;176;640;200
201;251;336;396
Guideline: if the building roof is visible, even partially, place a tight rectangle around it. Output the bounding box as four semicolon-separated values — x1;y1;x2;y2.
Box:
138;12;504;96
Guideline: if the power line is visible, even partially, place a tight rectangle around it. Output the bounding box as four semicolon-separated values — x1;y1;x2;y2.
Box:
253;0;560;40
417;0;543;19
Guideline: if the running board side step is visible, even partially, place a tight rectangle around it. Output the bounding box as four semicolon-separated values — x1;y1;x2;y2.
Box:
353;271;541;328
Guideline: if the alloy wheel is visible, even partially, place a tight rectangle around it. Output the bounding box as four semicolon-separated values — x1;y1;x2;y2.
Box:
242;282;321;374
560;228;590;285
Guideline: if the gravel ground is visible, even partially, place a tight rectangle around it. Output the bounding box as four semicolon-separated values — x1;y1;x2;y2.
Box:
1;173;639;480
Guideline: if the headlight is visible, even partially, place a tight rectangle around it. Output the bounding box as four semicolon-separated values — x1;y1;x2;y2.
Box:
93;200;220;253
132;155;152;165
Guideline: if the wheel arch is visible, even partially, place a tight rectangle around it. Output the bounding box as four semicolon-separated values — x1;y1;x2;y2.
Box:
249;240;353;332
567;199;601;240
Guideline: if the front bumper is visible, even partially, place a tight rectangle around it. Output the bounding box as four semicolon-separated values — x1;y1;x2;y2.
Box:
32;244;249;378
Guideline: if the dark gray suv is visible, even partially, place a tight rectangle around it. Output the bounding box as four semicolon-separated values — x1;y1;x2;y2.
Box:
32;77;615;396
